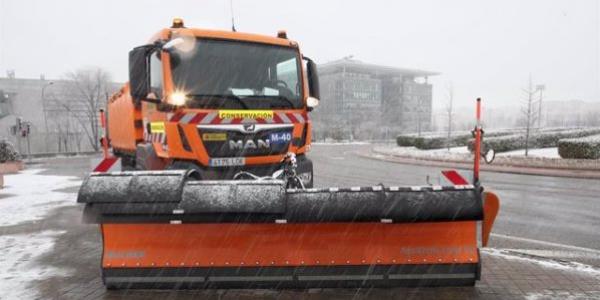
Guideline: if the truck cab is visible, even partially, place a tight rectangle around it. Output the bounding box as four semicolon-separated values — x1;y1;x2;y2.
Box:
107;19;320;186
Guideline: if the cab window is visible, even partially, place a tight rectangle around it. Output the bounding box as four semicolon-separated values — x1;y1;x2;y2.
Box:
149;51;163;99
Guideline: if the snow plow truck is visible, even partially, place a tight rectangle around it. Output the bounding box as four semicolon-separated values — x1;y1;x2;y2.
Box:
77;18;500;289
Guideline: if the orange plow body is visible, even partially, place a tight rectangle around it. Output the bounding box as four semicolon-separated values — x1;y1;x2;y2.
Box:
78;171;498;288
101;221;480;288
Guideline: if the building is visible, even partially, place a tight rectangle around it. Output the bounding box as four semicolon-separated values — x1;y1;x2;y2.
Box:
313;58;438;140
0;74;119;155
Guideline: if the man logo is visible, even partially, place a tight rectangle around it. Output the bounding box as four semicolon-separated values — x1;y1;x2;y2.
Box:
243;124;256;132
229;139;271;150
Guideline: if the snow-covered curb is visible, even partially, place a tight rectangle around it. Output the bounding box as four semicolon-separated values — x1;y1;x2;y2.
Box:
372;146;600;171
363;146;600;179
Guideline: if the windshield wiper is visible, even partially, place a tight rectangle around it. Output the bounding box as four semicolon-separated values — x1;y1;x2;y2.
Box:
241;95;297;109
189;94;248;109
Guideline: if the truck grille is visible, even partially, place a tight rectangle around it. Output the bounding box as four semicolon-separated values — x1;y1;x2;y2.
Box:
198;124;292;158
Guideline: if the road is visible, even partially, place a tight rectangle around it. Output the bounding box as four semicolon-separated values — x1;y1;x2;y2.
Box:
2;143;599;299
313;144;600;266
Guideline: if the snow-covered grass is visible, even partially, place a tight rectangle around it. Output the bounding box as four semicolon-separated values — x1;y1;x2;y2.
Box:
374;146;472;161
0;230;70;299
424;146;471;155
497;147;560;159
0;169;81;226
380;146;561;160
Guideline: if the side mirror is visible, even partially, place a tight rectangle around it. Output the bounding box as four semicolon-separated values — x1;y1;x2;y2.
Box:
128;45;154;103
304;56;320;109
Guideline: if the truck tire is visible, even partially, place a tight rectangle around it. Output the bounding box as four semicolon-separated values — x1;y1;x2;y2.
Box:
135;144;167;171
119;154;136;171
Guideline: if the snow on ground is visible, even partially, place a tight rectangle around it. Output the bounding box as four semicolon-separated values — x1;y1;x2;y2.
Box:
0;230;70;299
377;146;561;160
483;248;600;278
424;146;470;154
0;169;81;226
497;147;560;159
0;169;80;298
374;146;472;160
312;141;371;145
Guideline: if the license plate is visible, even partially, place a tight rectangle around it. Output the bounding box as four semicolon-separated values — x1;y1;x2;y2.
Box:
270;132;292;144
209;157;246;167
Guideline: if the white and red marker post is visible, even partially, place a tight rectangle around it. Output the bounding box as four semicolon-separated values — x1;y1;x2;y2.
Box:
92;109;120;172
440;98;483;187
473;98;482;185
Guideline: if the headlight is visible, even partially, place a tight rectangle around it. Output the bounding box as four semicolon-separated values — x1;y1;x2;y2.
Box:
169;92;187;106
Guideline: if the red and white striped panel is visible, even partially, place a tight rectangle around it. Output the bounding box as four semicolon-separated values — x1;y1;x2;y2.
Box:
92;157;121;173
169;111;308;125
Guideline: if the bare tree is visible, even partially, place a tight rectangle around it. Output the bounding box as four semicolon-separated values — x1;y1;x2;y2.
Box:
62;67;112;151
521;75;539;156
445;83;454;151
46;108;71;152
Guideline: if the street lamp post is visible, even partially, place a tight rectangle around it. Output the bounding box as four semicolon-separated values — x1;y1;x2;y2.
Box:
536;84;545;129
41;81;54;153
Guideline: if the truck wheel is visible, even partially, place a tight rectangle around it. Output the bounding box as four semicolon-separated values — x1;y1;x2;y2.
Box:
119;154;136;171
135;144;167;171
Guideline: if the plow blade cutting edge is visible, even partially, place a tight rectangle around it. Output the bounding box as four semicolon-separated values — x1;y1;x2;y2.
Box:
78;170;497;289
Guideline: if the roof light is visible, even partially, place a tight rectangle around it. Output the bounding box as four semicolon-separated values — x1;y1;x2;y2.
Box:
172;18;185;28
277;30;288;39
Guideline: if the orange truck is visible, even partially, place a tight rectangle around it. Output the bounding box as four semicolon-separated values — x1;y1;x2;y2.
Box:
107;18;316;186
77;19;499;289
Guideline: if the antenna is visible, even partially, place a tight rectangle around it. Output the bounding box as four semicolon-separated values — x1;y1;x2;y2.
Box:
230;0;236;32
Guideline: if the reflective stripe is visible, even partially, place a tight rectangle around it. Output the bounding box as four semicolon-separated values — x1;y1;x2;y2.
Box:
277;112;292;123
179;113;195;124
298;275;384;281
208;276;293;282
106;276;205;283
201;112;218;124
293;112;305;123
388;273;476;279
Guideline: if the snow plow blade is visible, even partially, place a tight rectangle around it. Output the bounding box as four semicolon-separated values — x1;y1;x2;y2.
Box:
78;170;494;289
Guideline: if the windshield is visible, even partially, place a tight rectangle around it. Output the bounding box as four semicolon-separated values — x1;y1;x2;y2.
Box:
170;38;303;109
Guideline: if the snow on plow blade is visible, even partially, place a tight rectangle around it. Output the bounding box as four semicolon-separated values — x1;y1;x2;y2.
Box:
78;170;487;289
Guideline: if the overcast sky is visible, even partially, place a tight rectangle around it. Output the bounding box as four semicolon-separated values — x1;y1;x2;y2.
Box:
0;0;598;108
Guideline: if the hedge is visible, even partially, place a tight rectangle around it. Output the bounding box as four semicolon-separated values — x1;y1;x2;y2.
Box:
558;134;600;159
467;128;600;153
0;140;20;163
397;130;518;150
